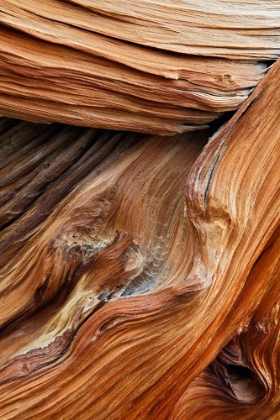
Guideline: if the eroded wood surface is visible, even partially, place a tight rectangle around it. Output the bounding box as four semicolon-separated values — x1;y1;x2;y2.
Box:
0;1;279;133
0;57;279;418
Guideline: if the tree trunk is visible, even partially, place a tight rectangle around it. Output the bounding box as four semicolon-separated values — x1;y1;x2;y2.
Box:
0;2;279;419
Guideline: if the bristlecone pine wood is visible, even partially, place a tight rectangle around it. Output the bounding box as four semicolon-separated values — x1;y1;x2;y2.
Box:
0;2;280;420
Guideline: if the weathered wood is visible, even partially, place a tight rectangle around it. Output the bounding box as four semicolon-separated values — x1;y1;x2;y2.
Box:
0;1;279;133
0;55;279;419
0;1;280;418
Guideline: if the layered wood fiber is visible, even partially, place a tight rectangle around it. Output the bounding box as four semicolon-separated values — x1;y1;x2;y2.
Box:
0;1;279;133
0;56;279;418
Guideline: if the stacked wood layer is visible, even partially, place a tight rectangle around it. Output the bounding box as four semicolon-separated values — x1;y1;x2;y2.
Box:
0;1;280;133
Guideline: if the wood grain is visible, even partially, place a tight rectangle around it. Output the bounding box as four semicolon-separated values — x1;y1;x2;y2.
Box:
0;1;279;133
0;58;279;418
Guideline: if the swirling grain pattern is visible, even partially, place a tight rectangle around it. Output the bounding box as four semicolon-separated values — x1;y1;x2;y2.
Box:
0;57;279;418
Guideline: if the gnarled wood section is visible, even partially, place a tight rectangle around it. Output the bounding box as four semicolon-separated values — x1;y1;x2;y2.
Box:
0;58;279;419
0;123;208;418
172;227;280;419
0;1;280;133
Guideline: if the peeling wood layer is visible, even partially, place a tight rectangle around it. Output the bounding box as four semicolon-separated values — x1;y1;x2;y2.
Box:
0;1;279;133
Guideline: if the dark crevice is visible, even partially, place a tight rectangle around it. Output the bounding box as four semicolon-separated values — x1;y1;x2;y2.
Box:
225;364;253;382
204;153;220;204
208;110;236;137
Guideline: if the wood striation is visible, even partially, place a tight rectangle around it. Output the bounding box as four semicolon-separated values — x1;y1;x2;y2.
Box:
0;58;279;418
0;1;279;133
